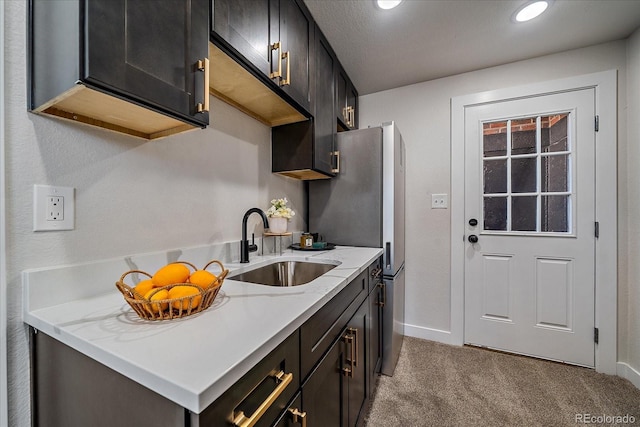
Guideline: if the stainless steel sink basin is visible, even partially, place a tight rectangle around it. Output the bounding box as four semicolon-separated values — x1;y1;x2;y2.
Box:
229;260;338;286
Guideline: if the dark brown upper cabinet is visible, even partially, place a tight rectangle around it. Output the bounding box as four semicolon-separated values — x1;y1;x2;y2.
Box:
271;24;338;180
28;0;210;140
210;0;313;126
336;62;359;131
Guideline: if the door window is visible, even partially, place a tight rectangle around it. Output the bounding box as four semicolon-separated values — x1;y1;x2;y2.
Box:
482;113;572;234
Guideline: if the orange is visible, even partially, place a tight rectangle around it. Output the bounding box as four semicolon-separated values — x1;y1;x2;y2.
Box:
188;270;217;290
144;288;169;313
168;285;202;310
151;263;190;287
133;279;154;299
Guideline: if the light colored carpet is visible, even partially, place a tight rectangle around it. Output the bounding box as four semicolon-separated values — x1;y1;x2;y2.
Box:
365;337;640;427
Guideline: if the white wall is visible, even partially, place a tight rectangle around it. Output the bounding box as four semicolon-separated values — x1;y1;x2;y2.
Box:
359;41;631;355
624;28;640;380
4;1;305;425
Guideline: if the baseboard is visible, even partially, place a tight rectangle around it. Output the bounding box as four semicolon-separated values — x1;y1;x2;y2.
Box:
617;362;640;390
404;323;459;346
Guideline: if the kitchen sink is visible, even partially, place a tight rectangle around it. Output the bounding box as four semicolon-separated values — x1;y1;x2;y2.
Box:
228;260;338;286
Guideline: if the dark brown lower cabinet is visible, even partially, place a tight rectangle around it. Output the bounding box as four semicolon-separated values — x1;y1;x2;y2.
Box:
30;260;382;427
300;297;369;427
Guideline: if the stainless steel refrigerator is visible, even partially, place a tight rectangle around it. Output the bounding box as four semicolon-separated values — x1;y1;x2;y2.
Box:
308;121;406;376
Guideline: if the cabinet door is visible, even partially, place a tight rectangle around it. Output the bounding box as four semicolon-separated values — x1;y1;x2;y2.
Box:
278;0;312;112
313;26;337;176
85;0;209;126
346;300;368;427
212;0;273;76
302;336;348;427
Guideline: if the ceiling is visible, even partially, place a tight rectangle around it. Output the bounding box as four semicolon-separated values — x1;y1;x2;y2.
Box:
303;0;640;95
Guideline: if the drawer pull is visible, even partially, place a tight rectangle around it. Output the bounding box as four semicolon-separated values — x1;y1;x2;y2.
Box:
288;408;307;427
232;370;293;427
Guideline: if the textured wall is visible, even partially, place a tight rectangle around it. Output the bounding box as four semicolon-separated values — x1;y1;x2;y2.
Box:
359;41;629;349
4;1;304;425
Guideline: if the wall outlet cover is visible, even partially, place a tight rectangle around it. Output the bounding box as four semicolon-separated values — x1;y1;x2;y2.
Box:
33;185;75;231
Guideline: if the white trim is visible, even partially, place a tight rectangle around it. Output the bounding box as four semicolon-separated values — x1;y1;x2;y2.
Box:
1;1;8;425
451;70;618;374
617;362;640;390
404;323;457;345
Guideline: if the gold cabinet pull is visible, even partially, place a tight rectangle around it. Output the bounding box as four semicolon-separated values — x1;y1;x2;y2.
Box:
281;51;291;86
288;408;307;427
331;150;340;174
378;282;386;307
270;42;282;79
348;327;359;367
342;106;349;123
347;106;355;128
232;370;293;427
342;334;354;377
196;58;210;113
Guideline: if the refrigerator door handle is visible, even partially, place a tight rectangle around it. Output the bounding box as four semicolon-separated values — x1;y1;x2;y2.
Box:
385;242;391;269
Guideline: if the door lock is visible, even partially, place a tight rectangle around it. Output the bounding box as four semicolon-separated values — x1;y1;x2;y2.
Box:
469;218;478;226
468;235;479;243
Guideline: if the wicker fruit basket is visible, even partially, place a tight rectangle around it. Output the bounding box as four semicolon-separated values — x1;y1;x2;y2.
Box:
115;260;228;321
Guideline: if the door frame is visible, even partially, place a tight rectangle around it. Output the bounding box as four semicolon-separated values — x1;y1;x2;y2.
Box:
451;70;617;374
1;1;8;423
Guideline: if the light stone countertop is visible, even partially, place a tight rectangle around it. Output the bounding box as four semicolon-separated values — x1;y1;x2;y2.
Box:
22;244;382;414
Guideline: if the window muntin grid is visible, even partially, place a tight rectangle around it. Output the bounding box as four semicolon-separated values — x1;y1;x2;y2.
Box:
482;113;573;234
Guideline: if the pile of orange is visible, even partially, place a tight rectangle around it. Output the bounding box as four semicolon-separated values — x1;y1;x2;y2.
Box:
131;262;219;315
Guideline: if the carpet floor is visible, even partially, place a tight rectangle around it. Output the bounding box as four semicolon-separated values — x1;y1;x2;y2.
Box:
364;337;640;427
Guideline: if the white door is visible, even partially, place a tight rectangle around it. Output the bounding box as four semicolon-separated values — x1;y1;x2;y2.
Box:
464;89;596;367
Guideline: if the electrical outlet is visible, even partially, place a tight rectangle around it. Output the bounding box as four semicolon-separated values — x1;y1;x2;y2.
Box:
34;185;75;231
431;193;448;209
47;196;64;221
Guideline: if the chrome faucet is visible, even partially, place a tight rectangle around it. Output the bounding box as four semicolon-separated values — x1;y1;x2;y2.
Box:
240;208;270;263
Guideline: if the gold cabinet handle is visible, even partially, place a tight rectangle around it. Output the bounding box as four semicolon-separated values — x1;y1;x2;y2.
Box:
288;408;307;427
331;150;340;174
348;327;359;367
196;58;210;113
342;106;349;123
281;51;291;86
347;106;355;128
232;371;293;427
378;282;386;307
342;334;354;377
270;42;282;79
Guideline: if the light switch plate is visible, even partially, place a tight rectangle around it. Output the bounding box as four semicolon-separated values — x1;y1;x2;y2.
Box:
33;185;75;231
431;193;448;209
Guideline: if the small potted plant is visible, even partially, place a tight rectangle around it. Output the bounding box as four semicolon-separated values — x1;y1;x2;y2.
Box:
266;198;295;233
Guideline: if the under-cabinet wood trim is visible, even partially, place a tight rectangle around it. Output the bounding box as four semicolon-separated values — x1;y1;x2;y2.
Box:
33;85;198;140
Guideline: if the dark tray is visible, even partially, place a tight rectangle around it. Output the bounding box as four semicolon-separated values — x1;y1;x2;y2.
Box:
290;243;336;251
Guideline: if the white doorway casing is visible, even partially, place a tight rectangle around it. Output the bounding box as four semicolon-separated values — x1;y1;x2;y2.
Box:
1;1;8;424
451;70;618;374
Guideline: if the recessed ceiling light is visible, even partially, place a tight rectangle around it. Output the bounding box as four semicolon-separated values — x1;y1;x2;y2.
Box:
514;1;550;22
376;0;402;10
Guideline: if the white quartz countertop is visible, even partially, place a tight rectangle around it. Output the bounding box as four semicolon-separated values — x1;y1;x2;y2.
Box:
23;245;382;413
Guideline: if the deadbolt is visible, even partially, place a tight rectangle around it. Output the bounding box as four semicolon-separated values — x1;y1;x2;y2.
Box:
469;218;478;226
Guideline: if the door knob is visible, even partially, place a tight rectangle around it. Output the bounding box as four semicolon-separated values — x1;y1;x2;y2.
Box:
469;218;478;226
468;235;479;243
